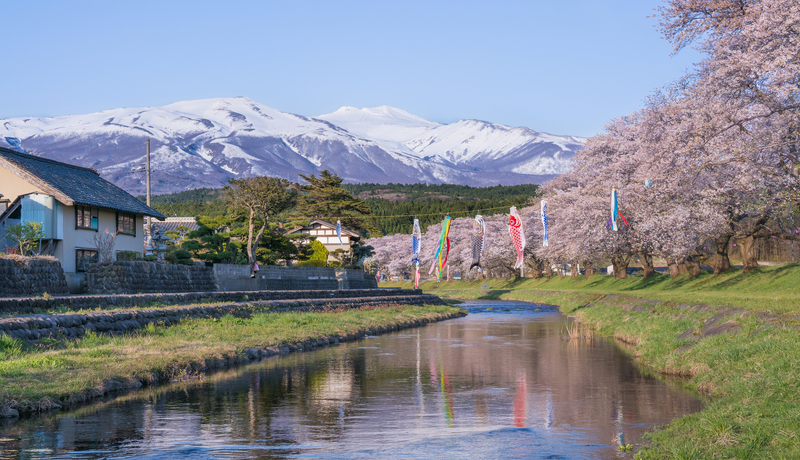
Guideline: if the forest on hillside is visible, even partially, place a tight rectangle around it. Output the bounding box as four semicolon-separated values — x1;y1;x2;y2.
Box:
138;188;230;218
140;182;540;236
342;183;539;201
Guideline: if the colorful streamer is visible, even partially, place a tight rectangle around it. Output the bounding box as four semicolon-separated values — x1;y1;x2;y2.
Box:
336;219;343;244
411;219;421;289
509;207;526;269
428;215;452;277
438;216;452;273
540;200;549;247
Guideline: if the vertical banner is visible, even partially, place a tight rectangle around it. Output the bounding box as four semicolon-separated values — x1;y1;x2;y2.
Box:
509;206;526;271
540;200;549;247
412;218;421;289
469;215;486;271
336;219;343;244
428;216;451;280
611;188;619;231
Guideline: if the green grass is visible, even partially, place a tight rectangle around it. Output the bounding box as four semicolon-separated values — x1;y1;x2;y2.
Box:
0;304;462;411
388;266;800;459
391;264;800;313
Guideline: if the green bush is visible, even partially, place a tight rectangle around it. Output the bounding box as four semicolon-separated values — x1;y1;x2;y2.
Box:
116;250;141;261
309;240;329;265
298;260;326;267
174;249;193;260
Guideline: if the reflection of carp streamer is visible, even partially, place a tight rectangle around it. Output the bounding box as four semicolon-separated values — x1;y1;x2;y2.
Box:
513;373;527;427
469;215;486;272
508;207;526;269
440;363;455;427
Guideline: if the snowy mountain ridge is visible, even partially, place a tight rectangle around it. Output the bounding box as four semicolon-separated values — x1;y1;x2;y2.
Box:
0;97;584;195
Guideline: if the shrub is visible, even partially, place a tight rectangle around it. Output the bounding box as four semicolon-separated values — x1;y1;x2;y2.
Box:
116;250;142;261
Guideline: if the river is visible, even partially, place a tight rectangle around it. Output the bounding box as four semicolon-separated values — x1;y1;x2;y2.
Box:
0;300;703;459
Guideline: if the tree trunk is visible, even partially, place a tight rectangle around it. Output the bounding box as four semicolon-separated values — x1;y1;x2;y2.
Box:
611;254;632;280
685;256;702;278
737;236;759;273
638;252;655;279
707;235;732;275
583;261;594;278
668;260;680;279
531;259;545;279
246;209;257;265
544;262;553;280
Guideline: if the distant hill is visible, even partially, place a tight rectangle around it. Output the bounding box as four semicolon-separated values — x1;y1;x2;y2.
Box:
1;97;583;195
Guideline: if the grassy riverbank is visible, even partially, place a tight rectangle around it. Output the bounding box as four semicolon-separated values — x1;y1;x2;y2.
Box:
0;304;463;415
385;266;800;459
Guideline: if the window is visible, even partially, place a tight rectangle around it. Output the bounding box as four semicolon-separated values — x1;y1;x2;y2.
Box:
76;249;98;272
76;206;98;230
116;212;136;236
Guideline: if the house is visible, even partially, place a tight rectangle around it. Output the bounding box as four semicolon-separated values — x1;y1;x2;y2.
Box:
287;219;360;260
0;147;165;292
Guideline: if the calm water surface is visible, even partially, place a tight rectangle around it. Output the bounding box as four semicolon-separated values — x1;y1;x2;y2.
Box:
0;301;703;459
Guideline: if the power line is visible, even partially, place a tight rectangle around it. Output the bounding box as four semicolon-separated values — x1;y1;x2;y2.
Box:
317;202;532;221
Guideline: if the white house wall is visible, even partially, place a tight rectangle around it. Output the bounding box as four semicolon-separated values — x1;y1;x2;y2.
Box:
59;205;144;274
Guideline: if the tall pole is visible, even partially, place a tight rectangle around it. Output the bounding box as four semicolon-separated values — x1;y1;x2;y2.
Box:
146;139;151;238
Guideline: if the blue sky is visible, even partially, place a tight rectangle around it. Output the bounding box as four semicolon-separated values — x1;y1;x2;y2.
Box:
2;0;700;137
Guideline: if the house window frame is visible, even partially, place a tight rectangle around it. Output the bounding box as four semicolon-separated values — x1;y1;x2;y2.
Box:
116;212;136;236
75;206;99;231
76;248;99;272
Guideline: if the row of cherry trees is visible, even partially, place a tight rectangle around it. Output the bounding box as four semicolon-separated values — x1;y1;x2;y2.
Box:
368;0;800;280
537;0;800;278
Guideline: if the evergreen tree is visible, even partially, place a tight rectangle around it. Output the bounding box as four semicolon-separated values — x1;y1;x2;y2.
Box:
298;170;377;236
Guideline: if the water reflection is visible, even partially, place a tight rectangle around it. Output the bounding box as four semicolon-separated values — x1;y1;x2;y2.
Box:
0;301;703;459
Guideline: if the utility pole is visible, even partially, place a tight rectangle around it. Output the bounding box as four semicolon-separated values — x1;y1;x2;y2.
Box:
146;139;151;238
139;139;155;255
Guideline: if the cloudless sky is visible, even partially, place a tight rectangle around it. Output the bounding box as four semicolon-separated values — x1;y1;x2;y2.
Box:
1;0;700;137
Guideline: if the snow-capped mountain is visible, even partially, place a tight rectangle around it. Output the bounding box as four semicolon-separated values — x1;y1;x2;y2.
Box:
0;97;583;195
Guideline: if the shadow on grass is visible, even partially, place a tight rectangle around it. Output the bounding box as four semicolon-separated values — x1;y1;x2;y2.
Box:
506;278;529;288
477;290;512;300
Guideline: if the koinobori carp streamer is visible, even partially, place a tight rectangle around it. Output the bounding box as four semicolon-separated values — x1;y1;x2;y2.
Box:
509;206;526;269
469;215;486;271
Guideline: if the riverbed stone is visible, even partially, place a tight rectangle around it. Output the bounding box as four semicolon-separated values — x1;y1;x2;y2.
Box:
702;321;741;338
0;406;19;418
678;328;701;341
102;380;125;394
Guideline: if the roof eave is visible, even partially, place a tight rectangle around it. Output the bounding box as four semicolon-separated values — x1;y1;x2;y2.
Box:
0;157;75;206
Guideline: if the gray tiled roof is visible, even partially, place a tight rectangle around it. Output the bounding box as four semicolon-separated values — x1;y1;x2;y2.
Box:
0;147;165;219
287;218;360;238
151;217;199;234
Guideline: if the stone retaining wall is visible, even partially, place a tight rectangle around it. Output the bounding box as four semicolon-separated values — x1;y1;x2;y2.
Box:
213;264;378;291
0;257;69;298
86;261;217;294
0;288;422;314
0;294;447;342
